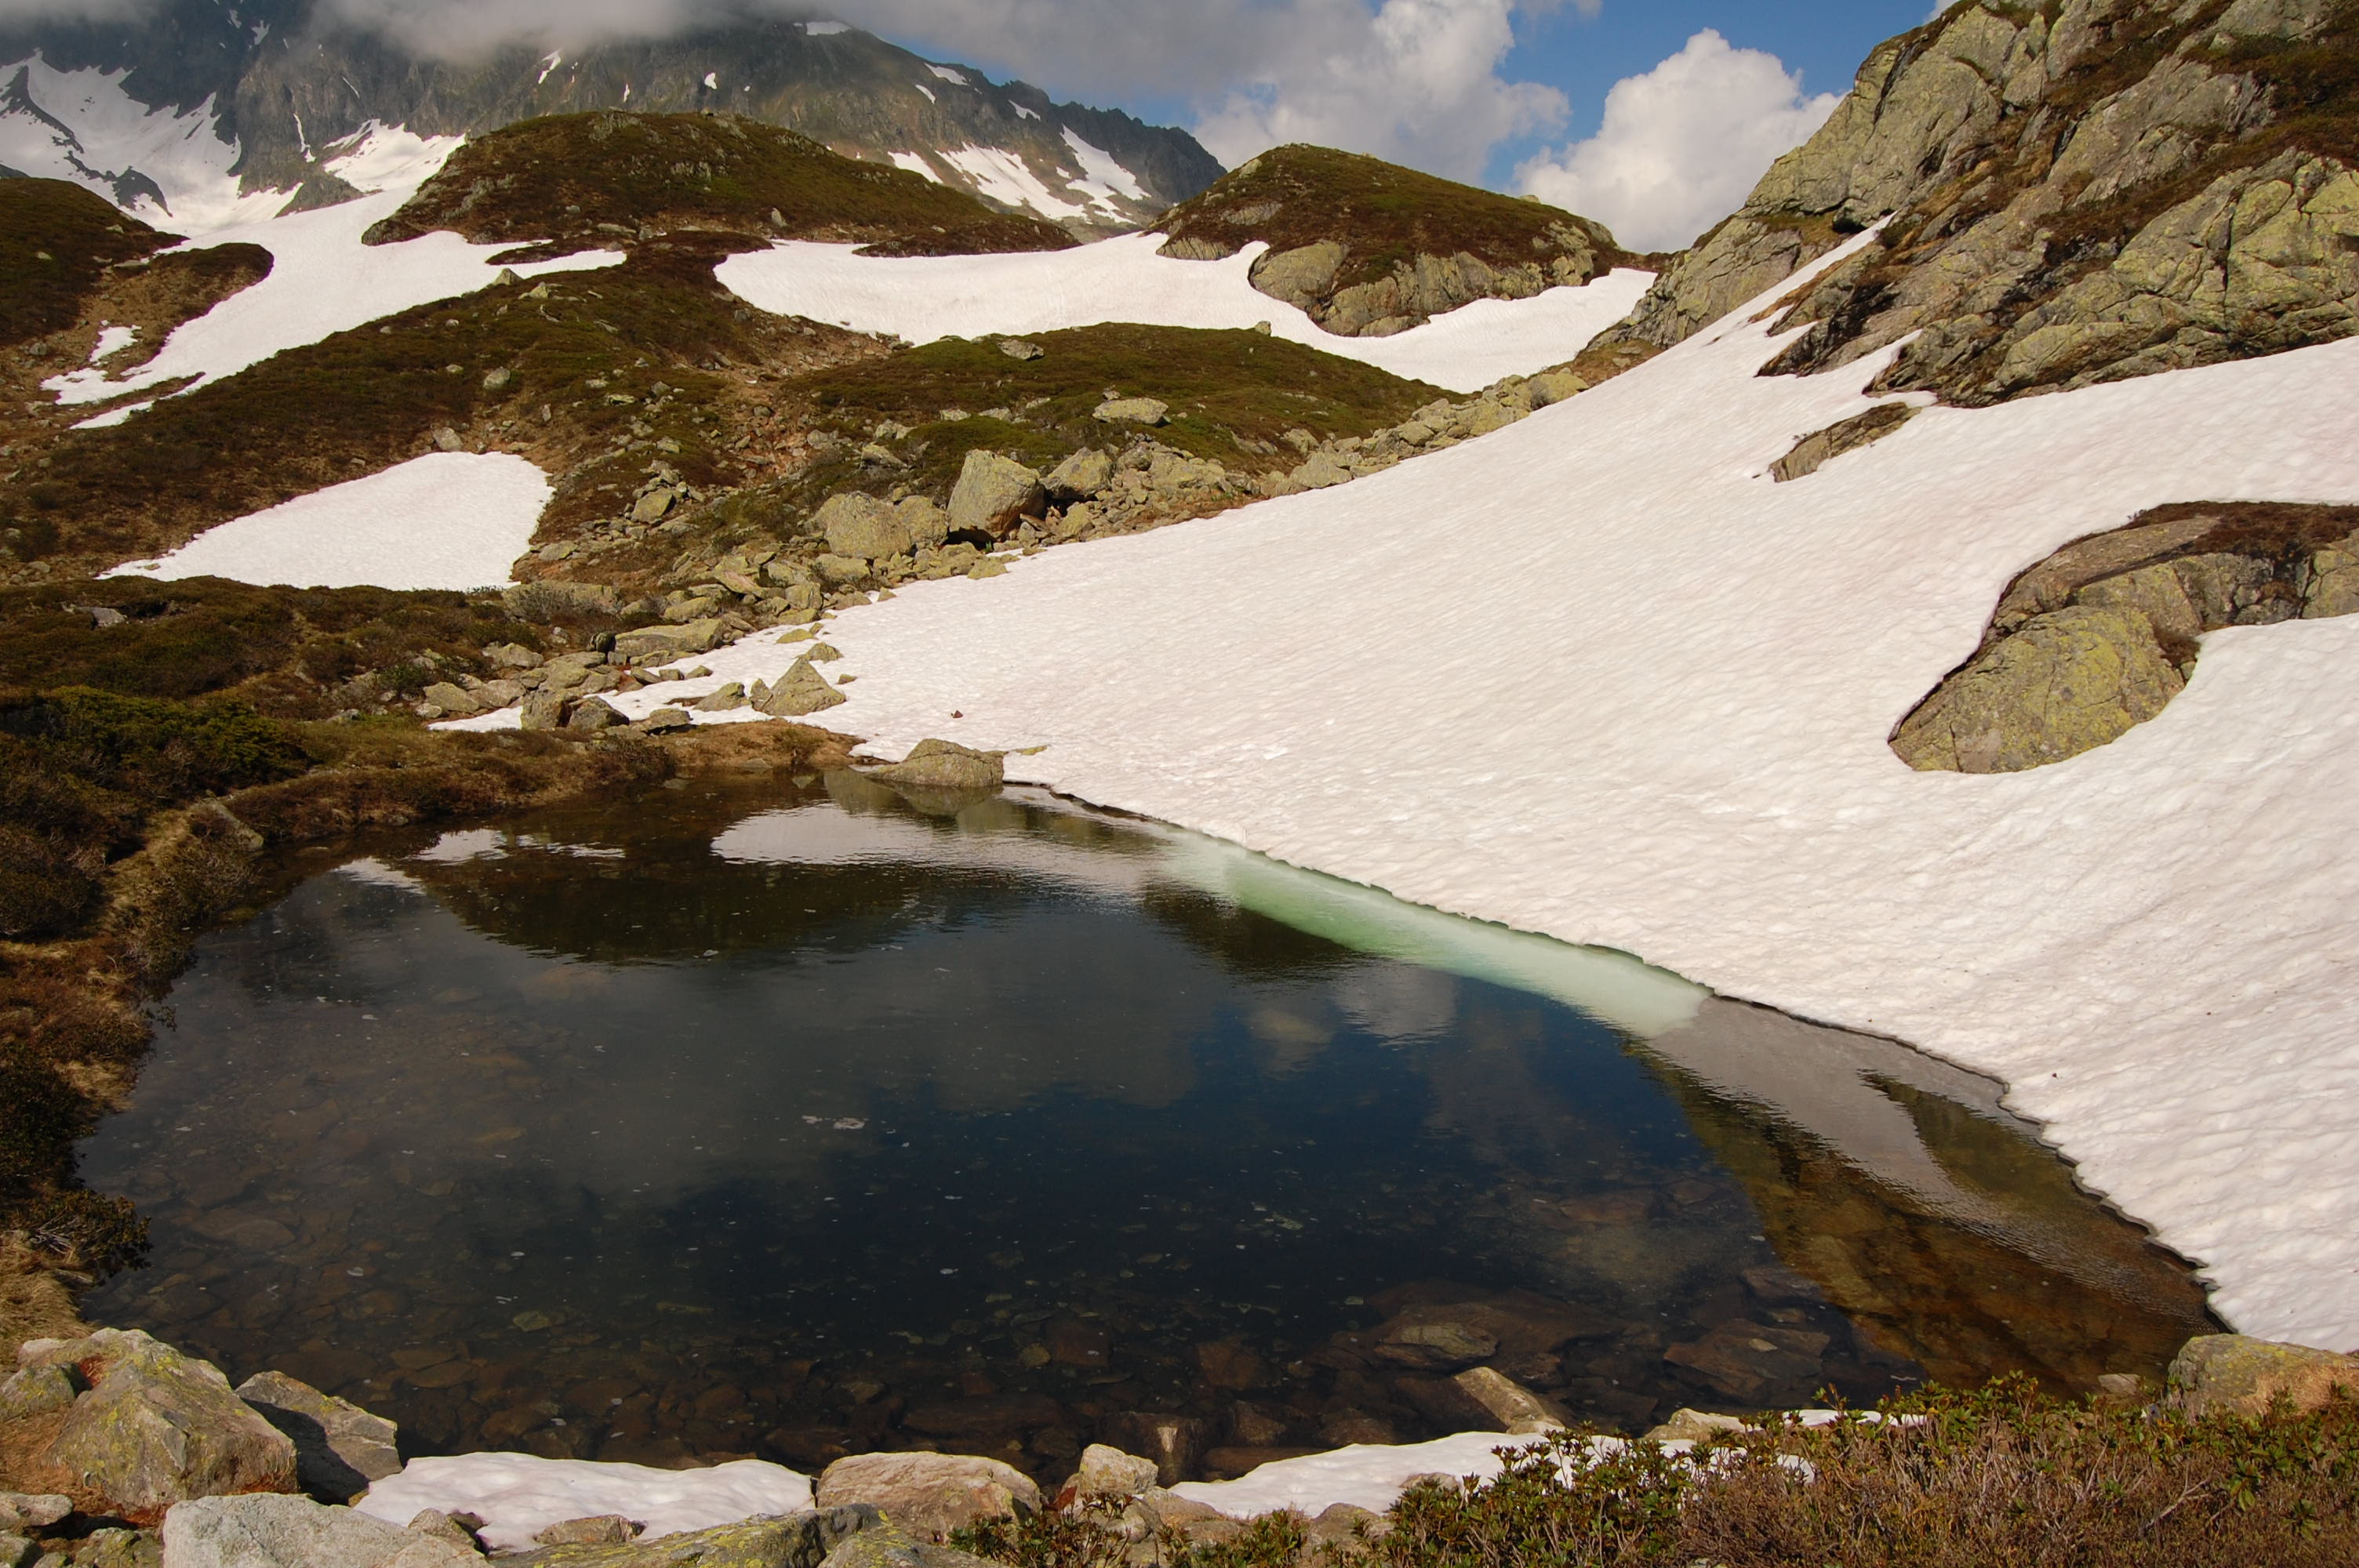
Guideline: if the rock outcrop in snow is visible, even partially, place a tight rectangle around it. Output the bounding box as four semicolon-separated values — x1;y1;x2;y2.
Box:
1588;0;2359;405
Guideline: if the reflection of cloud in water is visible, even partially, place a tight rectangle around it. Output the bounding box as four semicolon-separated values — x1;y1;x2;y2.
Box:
714;789;1707;1040
1332;965;1458;1044
336;858;426;892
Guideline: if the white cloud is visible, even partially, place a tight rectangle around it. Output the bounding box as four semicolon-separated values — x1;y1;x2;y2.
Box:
1514;29;1840;252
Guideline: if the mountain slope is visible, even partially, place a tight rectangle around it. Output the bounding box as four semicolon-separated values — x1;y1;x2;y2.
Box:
1588;0;2359;405
0;2;1220;234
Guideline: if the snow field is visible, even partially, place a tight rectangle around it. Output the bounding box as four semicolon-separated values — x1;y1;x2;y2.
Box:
715;235;1656;394
356;1454;811;1552
101;453;549;590
622;230;2359;1348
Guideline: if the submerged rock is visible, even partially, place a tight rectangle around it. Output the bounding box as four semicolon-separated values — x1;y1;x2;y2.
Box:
861;739;1003;793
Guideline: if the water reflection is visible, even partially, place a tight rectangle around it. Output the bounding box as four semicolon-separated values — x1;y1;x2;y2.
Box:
78;777;2211;1480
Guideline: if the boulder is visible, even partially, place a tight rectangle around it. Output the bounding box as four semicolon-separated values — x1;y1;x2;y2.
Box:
757;660;847;718
1528;368;1587;408
518;691;568;731
0;1365;78;1423
612;620;727;662
420;683;484;717
947;452;1045;539
816;495;913;563
693;684;749;713
862;740;1003;793
503;582;621;622
1097;1413;1207;1487
1643;1408;1750;1445
1247;241;1345;310
565;697;627;732
0;1496;70;1533
161;1494;478;1568
2169;1334;2359;1417
1091;398;1169;428
1042;449;1113;502
0;1535;31;1568
998;339;1043;361
233;1373;399;1504
817;1525;1005;1568
814;1453;1038;1539
1059;1446;1158;1505
1891;604;2185;773
75;1527;156;1568
638;708;693;734
38;1330;296;1524
895;498;951;553
1289;452;1352;490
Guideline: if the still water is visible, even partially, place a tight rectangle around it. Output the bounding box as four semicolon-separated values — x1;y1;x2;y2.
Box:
81;772;2213;1480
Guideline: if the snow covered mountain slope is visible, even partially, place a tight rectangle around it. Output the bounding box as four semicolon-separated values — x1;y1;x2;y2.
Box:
718;236;1656;394
0;2;1217;234
565;232;2359;1349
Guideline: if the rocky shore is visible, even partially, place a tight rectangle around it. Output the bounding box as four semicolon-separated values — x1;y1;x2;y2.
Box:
1;1325;2350;1568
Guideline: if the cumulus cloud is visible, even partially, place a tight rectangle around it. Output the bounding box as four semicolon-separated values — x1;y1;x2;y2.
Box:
1514;30;1840;252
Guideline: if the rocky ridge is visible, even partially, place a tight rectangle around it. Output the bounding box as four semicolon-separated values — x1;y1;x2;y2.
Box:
0;2;1219;234
1585;0;2359;406
1154;146;1637;336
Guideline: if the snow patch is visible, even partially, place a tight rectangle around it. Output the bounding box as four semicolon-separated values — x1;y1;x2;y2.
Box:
100;452;547;591
1012;103;1041;121
320;122;463;196
88;325;137;363
804;20;852;34
536;52;564;85
928;64;971;85
1176;1434;1548;1518
888;151;942;183
703;72;719;90
716;234;1652;394
912;82;935;103
1063;129;1148;204
936;145;1086;221
358;1455;811;1553
43;184;619;408
71;399;151;430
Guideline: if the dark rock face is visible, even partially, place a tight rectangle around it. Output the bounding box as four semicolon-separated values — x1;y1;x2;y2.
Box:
1590;0;2359;404
0;2;1219;233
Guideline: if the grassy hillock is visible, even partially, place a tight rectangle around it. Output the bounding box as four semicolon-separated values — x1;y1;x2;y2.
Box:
0;240;885;575
0;180;174;350
789;323;1448;496
365;111;1076;257
1160;144;1632;281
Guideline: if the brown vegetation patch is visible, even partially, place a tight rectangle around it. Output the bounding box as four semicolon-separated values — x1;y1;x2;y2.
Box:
366;111;1074;256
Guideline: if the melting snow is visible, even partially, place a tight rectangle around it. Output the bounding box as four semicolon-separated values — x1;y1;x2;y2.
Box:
888;151;941;183
0;53;280;232
912;82;935;103
927;64;971;85
87;325;137;362
101;452;547;590
358;1456;810;1552
716;234;1652;394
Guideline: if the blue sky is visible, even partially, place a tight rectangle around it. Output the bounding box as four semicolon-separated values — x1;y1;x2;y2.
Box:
1487;2;1929;183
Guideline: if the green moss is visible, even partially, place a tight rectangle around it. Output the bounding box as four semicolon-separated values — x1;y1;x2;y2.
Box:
1156;143;1639;291
0;179;173;349
367;111;1074;256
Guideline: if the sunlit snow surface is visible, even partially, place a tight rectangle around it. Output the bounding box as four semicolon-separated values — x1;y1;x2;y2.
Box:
103;453;547;590
486;230;2359;1350
358;1455;811;1552
717;235;1656;394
